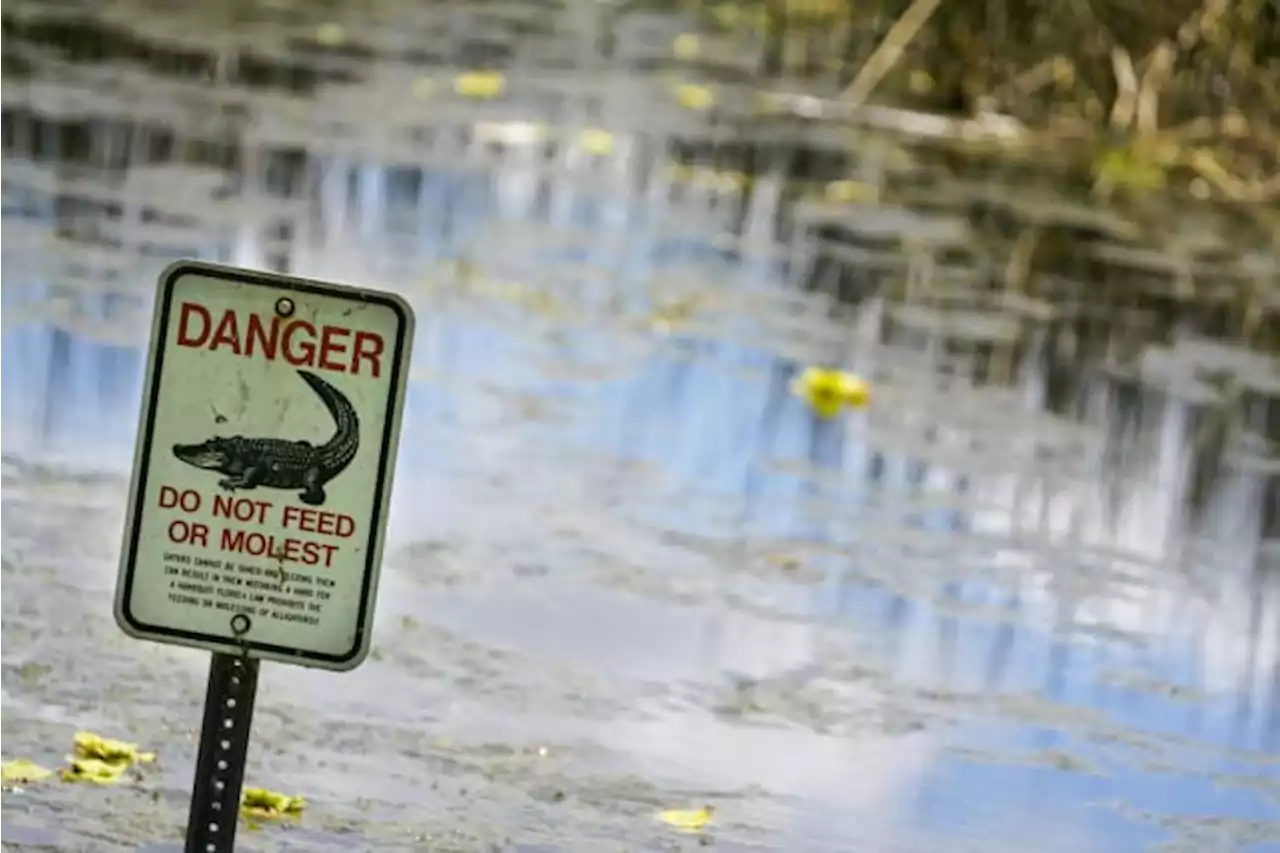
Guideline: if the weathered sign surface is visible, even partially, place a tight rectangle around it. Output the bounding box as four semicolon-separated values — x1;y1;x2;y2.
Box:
114;261;414;670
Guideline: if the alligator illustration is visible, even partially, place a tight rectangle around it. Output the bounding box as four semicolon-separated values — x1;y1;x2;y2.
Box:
172;370;359;507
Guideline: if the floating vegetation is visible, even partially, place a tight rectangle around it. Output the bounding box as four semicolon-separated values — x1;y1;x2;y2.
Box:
60;758;132;785
949;745;1104;776
670;81;715;110
1100;669;1208;703
454;70;506;100
656;804;716;833
1;759;54;788
790;367;871;417
241;787;307;823
1;1;1278;852
59;732;155;785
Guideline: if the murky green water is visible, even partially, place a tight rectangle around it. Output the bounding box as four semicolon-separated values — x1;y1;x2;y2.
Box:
3;1;1279;851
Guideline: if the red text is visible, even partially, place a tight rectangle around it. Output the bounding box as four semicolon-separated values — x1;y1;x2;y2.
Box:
220;529;339;568
175;302;385;378
281;505;356;538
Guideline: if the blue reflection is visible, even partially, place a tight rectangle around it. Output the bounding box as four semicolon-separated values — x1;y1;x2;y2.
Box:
3;136;1278;853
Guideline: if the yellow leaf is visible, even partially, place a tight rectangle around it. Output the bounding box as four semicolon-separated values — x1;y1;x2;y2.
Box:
824;180;874;204
710;3;741;28
58;731;155;784
241;787;306;821
666;163;696;183
791;367;870;418
2;759;54;786
580;128;614;155
1092;145;1167;192
652;294;701;328
454;71;505;100
673;83;714;111
72;731;154;765
315;23;345;47
60;758;128;785
766;553;802;571
908;70;934;94
657;804;716;833
673;34;700;60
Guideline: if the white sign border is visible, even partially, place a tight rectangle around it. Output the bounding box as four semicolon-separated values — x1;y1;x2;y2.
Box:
113;260;415;672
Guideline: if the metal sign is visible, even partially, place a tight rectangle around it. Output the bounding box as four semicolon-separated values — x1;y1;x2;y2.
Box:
114;260;414;671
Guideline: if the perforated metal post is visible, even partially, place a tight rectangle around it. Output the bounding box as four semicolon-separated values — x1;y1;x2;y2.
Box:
184;651;259;853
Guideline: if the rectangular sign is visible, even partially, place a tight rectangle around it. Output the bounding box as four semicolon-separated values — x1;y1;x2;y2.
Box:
114;260;414;671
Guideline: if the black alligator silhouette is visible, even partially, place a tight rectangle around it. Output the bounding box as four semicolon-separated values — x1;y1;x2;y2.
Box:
172;370;359;507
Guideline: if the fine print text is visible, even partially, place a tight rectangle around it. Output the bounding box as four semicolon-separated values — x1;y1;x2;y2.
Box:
158;485;355;627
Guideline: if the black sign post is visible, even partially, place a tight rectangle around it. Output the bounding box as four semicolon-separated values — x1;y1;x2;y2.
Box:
184;650;259;853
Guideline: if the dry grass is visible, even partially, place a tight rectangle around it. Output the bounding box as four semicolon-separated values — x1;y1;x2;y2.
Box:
683;0;1280;213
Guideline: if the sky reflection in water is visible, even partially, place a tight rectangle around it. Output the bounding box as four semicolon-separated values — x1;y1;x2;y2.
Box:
3;105;1279;853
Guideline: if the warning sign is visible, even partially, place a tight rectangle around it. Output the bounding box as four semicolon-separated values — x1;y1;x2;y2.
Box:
114;261;414;671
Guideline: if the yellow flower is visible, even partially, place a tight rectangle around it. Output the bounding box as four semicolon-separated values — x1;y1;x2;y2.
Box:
673;83;714;110
579;128;615;155
650;294;702;333
791;367;870;418
656;804;716;833
824;180;875;204
315;23;345;47
241;787;306;821
2;759;54;786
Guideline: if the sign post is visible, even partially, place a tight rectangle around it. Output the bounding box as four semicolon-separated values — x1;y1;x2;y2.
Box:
184;652;258;853
113;261;414;852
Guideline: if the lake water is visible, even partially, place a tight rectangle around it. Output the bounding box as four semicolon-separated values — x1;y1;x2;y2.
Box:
2;2;1279;851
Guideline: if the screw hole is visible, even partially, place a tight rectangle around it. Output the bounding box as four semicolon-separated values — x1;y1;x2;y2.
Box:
209;822;219;833
220;739;231;751
217;760;228;771
225;698;236;709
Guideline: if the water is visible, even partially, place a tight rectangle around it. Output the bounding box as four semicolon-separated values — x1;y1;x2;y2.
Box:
3;1;1279;851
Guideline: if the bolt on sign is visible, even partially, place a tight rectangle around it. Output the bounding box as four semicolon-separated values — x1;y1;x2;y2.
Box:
114;261;414;671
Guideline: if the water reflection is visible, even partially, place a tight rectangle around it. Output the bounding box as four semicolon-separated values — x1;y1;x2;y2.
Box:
2;4;1279;852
